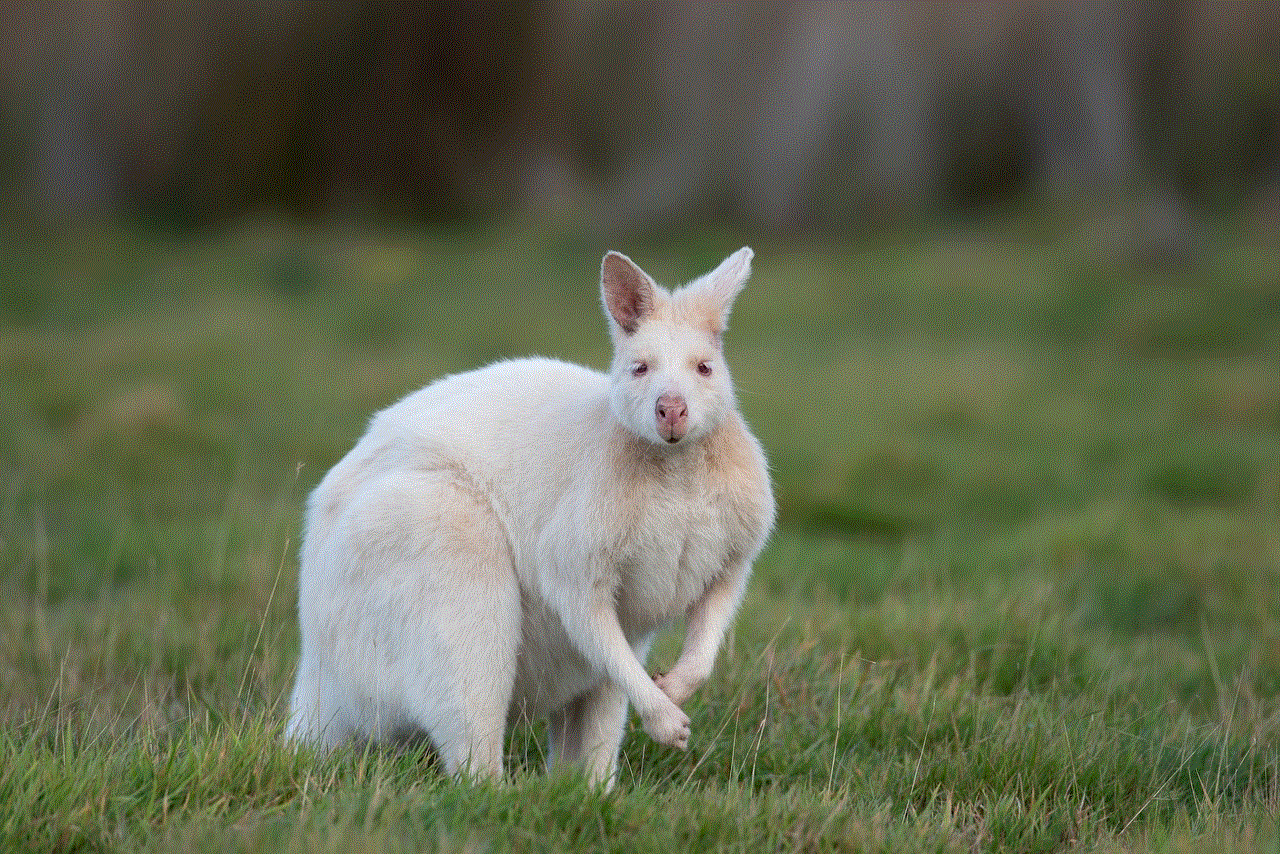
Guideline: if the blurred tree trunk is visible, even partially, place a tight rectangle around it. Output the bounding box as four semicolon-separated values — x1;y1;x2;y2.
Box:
27;3;130;216
1033;1;1136;194
1;0;1275;227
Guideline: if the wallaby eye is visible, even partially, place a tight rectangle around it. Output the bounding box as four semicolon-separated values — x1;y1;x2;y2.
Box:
631;362;648;377
697;361;712;376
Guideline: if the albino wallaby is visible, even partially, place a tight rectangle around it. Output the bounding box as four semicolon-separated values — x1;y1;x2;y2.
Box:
287;248;774;787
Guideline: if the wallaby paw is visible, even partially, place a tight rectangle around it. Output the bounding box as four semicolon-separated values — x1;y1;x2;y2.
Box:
654;670;700;707
641;698;691;750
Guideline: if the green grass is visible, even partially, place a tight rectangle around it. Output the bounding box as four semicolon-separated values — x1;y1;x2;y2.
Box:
1;216;1278;852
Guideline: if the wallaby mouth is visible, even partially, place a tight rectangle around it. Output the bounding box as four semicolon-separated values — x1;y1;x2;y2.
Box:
660;422;687;444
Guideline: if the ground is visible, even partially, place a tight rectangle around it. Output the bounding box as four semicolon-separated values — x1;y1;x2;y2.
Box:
1;216;1277;852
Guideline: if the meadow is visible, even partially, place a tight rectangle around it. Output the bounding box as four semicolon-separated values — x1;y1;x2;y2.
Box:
1;217;1277;852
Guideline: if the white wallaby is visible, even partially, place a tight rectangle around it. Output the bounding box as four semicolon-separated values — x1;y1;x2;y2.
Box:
287;247;774;787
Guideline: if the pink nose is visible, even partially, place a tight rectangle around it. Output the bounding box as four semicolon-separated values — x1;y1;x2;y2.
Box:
655;393;688;442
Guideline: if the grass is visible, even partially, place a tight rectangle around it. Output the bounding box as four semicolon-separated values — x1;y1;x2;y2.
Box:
1;215;1277;852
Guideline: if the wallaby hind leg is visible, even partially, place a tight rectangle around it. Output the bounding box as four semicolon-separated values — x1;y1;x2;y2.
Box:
549;682;630;789
549;636;651;788
337;470;521;780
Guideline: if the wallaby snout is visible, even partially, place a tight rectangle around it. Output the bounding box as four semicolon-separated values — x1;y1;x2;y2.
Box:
655;393;689;443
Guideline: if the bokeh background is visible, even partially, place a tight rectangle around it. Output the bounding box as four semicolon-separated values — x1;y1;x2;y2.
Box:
3;1;1278;233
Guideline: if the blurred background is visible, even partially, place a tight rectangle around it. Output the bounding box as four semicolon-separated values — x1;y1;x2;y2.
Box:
2;0;1278;236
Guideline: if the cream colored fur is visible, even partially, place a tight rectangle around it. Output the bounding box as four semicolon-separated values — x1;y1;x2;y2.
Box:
286;248;774;787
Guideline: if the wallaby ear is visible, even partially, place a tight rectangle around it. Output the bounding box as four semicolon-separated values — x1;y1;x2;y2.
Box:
699;246;754;336
601;251;658;336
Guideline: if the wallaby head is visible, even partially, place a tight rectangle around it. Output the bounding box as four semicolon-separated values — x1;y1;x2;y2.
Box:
600;247;753;446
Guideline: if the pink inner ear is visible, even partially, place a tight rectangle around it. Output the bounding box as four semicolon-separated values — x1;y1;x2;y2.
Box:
615;290;646;332
603;254;653;334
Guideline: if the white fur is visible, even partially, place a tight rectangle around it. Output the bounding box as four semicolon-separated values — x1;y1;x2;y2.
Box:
287;248;774;787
